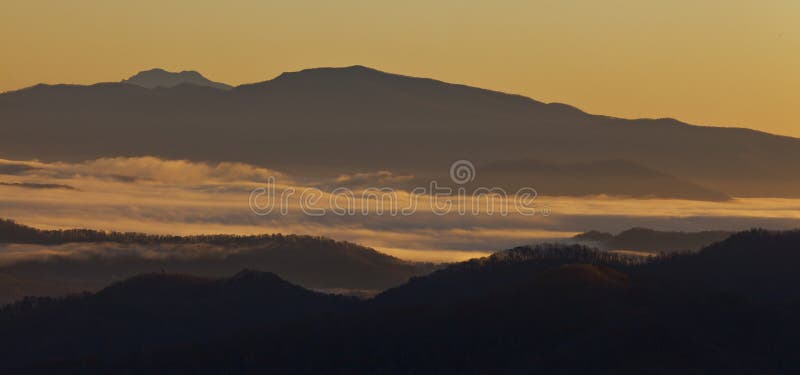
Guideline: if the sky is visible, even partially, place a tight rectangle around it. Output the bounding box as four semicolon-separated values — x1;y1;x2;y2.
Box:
1;0;797;136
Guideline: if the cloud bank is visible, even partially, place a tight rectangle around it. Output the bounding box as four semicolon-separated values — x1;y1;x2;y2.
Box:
1;156;799;262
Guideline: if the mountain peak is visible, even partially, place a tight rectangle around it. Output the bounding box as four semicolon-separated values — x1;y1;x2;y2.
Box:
229;269;285;283
268;65;389;83
122;68;232;90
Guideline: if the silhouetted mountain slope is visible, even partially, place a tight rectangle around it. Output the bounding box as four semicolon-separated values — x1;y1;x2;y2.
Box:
372;244;643;308
13;231;800;374
453;158;730;201
2;66;800;197
0;270;355;370
122;68;232;90
573;227;735;253
641;229;800;302
0;219;436;303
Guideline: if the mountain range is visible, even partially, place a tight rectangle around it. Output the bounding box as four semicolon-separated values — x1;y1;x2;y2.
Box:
2;229;799;373
0;219;436;304
2;66;800;199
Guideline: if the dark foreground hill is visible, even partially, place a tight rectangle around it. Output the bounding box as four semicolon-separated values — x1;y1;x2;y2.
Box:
2;229;800;373
0;270;356;370
0;219;436;303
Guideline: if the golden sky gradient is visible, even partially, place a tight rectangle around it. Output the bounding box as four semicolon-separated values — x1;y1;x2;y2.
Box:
1;1;797;136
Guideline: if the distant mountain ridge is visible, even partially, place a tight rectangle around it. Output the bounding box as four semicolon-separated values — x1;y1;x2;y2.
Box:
0;219;436;304
458;159;730;201
572;227;735;253
2;65;800;198
122;68;232;90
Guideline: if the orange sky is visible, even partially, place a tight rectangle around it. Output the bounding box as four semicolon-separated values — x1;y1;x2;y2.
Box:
1;1;797;136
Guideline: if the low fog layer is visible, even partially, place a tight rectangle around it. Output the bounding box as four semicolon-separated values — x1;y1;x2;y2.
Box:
1;156;799;262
